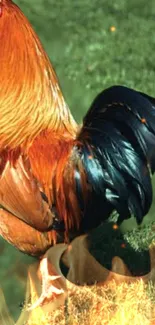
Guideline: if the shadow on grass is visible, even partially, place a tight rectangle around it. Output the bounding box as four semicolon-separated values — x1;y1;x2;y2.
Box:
61;222;151;278
89;222;150;276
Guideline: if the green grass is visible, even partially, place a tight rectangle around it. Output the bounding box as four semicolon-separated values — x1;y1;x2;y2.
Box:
1;0;155;322
14;0;155;121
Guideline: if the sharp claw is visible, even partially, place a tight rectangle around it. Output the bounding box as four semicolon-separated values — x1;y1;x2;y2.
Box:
27;257;64;310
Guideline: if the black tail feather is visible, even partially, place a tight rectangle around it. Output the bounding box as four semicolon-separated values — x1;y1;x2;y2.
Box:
76;85;155;228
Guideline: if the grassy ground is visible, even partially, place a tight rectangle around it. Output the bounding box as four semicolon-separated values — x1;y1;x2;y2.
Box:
1;0;155;322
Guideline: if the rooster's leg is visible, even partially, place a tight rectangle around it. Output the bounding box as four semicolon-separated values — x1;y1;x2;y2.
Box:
28;257;64;310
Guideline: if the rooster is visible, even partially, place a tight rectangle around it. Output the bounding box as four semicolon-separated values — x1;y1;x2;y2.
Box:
0;0;155;251
0;0;155;308
1;0;155;307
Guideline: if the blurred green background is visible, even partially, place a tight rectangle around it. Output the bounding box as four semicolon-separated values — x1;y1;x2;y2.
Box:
14;0;155;121
1;0;155;322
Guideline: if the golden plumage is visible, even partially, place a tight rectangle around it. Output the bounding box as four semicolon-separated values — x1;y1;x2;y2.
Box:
0;0;77;150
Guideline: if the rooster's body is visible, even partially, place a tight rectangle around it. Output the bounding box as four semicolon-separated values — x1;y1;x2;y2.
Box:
0;0;155;256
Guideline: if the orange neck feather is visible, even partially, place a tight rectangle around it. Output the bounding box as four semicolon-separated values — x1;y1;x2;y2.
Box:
0;0;77;150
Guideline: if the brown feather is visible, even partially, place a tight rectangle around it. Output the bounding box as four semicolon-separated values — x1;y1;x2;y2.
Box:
0;154;54;231
0;208;57;256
